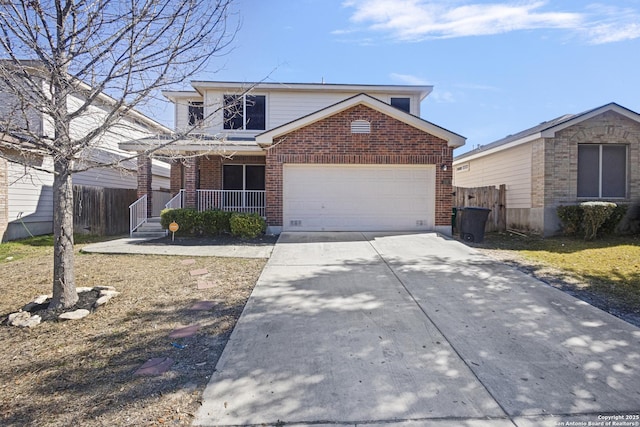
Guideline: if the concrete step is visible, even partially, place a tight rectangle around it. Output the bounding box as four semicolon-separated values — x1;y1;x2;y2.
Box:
137;225;164;233
132;230;167;239
132;218;166;239
137;222;164;232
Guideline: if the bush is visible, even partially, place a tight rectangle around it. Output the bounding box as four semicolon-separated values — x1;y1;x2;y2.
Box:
581;201;617;240
557;205;583;235
160;208;201;236
230;212;266;238
160;209;266;238
200;210;232;236
600;204;628;235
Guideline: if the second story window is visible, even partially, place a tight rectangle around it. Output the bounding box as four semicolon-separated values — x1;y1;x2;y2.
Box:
223;94;266;130
390;97;411;113
188;101;204;127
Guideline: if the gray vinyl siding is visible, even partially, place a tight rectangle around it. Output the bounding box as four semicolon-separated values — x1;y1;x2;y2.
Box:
453;142;532;209
7;159;54;223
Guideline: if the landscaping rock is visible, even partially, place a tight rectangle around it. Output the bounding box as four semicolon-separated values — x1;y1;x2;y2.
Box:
8;311;41;328
76;287;94;293
58;309;90;321
93;295;112;307
99;289;120;297
189;268;208;276
94;285;117;291
134;357;174;376
33;295;49;304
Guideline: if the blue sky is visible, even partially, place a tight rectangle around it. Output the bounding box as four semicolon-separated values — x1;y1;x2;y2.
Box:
161;0;640;155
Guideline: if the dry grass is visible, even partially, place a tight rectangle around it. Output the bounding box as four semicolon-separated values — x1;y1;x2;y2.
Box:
0;237;267;426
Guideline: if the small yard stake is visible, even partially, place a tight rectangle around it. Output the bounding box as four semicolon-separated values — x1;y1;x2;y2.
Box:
169;221;179;242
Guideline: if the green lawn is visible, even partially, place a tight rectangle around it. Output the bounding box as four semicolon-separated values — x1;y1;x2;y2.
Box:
481;233;640;310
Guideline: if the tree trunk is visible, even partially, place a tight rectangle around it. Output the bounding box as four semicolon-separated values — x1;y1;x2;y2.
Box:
49;157;78;309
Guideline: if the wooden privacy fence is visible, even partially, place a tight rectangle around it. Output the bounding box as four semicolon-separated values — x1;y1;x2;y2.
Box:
73;185;138;235
453;185;506;232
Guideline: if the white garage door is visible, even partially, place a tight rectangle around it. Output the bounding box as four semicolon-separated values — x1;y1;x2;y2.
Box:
283;164;435;231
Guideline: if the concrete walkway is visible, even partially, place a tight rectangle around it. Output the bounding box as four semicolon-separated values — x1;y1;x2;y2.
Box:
80;237;273;258
195;232;640;427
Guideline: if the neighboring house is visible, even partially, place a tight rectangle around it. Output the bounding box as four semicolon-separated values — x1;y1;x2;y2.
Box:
453;103;640;236
0;73;173;241
122;81;466;235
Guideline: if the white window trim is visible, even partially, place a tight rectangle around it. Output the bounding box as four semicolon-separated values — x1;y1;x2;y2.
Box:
224;94;267;131
578;144;628;199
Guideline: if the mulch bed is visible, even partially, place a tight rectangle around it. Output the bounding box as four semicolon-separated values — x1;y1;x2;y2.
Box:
140;234;279;246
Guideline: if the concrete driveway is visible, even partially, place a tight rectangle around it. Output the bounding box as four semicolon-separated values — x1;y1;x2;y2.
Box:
195;232;640;427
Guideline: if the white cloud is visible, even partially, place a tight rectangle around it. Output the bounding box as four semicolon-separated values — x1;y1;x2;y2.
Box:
581;4;640;44
430;89;455;103
389;72;430;85
339;0;640;44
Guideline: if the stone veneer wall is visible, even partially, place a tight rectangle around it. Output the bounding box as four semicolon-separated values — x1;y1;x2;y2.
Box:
536;111;640;235
544;111;640;207
265;104;452;229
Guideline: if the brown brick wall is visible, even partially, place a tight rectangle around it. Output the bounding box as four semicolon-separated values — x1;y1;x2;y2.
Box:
176;156;266;192
184;157;198;208
265;104;452;227
137;156;153;213
170;160;183;195
199;157;220;189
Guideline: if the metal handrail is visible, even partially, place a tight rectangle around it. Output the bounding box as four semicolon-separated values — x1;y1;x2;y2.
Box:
197;189;266;216
165;189;185;210
129;194;147;237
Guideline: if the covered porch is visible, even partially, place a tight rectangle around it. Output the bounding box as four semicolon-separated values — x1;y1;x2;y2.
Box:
122;136;266;236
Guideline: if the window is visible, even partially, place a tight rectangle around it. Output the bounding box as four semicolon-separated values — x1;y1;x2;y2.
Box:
577;144;627;198
223;164;265;209
390;97;411;113
223;165;265;190
188;101;204;126
223;94;266;130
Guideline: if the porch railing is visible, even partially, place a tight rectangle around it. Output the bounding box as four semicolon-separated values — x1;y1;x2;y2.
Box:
129;194;147;237
165;189;185;210
197;190;266;217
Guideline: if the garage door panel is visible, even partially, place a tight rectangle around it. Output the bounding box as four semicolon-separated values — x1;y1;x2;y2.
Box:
283;164;435;232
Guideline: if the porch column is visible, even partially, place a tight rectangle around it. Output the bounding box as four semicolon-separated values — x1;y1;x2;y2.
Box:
137;155;152;215
170;159;183;195
184;156;198;208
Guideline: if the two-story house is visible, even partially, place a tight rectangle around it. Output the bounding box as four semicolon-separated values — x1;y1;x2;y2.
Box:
123;81;466;235
0;70;173;241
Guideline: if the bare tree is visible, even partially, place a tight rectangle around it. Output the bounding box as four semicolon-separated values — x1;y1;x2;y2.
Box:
0;0;238;309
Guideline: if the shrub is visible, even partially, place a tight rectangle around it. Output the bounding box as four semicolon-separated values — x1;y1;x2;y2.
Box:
599;204;628;235
581;201;617;240
557;205;583;235
160;208;201;236
200;210;232;236
230;212;266;238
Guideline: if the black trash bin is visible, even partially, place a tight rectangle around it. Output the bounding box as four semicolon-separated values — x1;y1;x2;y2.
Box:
459;207;491;243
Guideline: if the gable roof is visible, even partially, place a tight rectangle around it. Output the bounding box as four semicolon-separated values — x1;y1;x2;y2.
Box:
189;81;433;100
255;93;466;148
454;102;640;163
